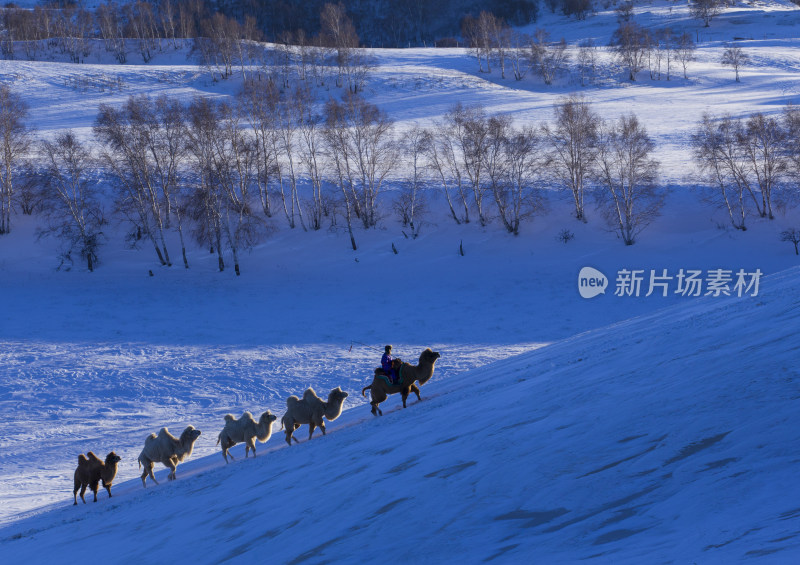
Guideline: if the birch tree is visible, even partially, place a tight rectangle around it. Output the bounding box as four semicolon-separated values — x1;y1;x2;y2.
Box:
395;123;430;238
692;113;751;230
425;116;470;224
39;132;104;271
543;94;599;222
500;124;545;235
740;112;787;219
0;85;32;235
594;114;662;245
94;96;173;266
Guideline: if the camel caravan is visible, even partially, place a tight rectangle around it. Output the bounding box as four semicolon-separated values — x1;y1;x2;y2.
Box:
71;347;440;504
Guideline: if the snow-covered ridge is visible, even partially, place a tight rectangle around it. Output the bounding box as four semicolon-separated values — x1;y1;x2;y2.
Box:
2;266;798;563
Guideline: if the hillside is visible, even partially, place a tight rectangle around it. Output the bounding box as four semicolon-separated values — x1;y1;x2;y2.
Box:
2;265;798;563
1;1;800;562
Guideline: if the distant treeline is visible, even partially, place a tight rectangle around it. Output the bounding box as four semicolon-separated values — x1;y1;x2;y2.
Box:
215;0;542;46
0;0;543;53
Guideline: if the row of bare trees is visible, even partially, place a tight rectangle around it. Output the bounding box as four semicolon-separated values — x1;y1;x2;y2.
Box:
611;22;695;82
0;0;210;63
0;84;665;273
542;95;662;245
462;12;570;84
23;88;399;271
693;106;800;230
460;11;697;86
422;97;663;244
0;0;372;90
2;86;797;271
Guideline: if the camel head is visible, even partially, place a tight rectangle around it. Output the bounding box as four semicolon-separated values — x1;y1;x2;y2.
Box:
419;348;441;365
105;452;121;465
180;426;202;444
416;349;441;385
328;387;349;403
260;410;278;425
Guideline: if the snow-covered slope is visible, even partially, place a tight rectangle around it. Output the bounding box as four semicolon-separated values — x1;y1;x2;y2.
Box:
2;266;798;563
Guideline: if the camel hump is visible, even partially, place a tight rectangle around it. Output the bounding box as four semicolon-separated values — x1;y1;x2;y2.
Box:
158;427;180;441
241;411;254;420
286;395;300;407
224;414;236;422
78;454;89;465
86;451;103;463
303;388;320;402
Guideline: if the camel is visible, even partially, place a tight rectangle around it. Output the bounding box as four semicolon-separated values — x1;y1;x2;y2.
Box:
280;387;349;445
73;451;121;505
361;348;441;416
137;426;202;487
216;410;277;463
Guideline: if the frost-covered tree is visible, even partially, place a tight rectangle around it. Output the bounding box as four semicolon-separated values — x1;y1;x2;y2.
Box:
784;103;800;188
543;94;600;222
95;96;175;266
692;113;751;231
324;93;397;247
611;22;649;81
442;103;492;226
185;97;263;274
425;113;470;224
530;28;569;85
0;85;32;235
740;112;787;220
594;114;663;245
238;80;278;220
294;85;328;231
481;113;546;234
675;31;695;79
39;132;104;271
721;44;749;82
577;38;598;86
691;0;723;27
780;228;800;255
395;123;430;238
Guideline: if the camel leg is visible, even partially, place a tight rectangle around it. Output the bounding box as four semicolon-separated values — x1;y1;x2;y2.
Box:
285;429;293;446
73;479;80;505
308;421;316;440
166;459;177;481
90;480;99;502
411;384;422;401
79;484;87;504
147;463;159;486
246;438;255;457
401;387;411;408
104;484;112;498
319;421;326;436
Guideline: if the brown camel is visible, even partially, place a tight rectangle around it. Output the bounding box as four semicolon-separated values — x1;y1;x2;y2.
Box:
361;348;441;416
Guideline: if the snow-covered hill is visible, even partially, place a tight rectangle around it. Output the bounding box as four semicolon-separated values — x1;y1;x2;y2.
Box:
2;265;798;563
1;1;800;561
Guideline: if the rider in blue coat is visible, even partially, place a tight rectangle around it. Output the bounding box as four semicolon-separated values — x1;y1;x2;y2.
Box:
381;345;398;385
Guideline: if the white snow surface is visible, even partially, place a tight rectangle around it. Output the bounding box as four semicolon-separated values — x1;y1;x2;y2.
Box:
1;1;800;562
2;265;799;563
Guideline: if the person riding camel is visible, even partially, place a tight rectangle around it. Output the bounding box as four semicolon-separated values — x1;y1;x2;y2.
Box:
381;345;400;385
